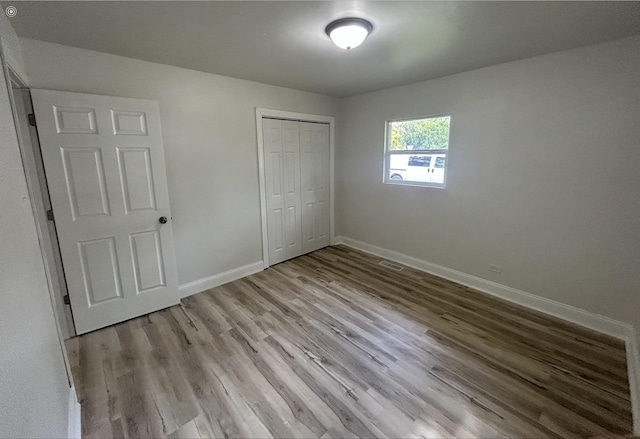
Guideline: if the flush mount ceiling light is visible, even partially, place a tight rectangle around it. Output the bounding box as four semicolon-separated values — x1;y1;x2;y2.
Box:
325;17;373;50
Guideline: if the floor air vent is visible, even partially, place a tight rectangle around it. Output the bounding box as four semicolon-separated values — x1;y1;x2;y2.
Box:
378;260;404;271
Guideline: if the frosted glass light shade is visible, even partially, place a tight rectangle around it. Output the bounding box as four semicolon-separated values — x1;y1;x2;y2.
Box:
325;18;372;50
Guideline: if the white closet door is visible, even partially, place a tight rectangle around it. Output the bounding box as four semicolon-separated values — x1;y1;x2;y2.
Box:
300;122;330;254
262;118;302;265
31;89;179;334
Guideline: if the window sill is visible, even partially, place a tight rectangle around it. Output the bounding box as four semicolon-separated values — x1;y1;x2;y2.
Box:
383;180;446;189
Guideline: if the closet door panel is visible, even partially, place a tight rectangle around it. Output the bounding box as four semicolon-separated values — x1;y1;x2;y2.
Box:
300;122;330;254
281;121;303;260
263;118;285;264
263;118;302;265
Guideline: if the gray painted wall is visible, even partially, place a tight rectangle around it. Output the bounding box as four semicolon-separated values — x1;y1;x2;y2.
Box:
336;35;640;329
0;15;71;438
3;21;639;438
20;38;339;287
21;35;640;330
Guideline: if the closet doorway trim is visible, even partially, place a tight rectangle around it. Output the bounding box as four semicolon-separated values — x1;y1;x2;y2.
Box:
256;108;335;268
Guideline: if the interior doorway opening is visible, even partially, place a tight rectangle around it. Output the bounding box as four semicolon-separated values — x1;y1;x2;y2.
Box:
7;68;76;340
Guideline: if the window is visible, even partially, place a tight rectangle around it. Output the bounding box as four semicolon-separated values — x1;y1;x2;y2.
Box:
384;115;451;187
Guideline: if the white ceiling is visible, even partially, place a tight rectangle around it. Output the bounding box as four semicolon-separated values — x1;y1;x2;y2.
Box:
6;1;640;97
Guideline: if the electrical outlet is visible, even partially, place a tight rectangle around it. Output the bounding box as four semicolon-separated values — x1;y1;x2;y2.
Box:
489;264;502;274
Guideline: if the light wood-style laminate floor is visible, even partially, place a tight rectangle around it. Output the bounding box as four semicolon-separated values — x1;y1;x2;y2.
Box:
67;245;633;438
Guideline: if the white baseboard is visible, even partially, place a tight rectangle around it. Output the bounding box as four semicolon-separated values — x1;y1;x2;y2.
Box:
334;236;631;339
627;327;640;435
67;386;81;439
178;261;264;299
334;235;640;433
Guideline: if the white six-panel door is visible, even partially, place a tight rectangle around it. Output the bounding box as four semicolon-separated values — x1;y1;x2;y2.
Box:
300;122;330;254
262;118;303;265
262;118;329;266
31;89;179;334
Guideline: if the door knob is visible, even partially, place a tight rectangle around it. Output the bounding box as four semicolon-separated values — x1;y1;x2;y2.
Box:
159;216;168;224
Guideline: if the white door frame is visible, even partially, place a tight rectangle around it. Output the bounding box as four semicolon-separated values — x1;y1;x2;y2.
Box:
0;39;74;386
256;108;335;269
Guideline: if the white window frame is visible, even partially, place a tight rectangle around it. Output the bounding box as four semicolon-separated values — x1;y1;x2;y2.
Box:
383;114;451;188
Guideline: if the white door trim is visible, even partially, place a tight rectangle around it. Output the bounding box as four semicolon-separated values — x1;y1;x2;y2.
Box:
0;40;74;385
256;108;335;269
8;84;75;340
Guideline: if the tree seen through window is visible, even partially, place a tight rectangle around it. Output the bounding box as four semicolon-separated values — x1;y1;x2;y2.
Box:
390;116;450;150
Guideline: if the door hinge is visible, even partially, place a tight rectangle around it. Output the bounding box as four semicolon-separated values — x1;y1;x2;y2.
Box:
28;113;36;127
63;294;70;305
46;209;54;221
